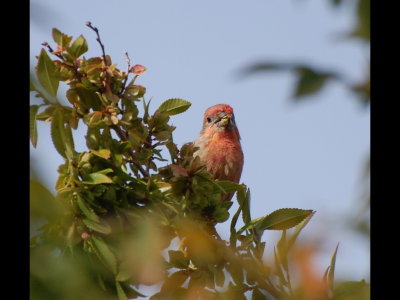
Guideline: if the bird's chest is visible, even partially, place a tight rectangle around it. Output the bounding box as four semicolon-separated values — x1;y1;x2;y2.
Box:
195;137;243;182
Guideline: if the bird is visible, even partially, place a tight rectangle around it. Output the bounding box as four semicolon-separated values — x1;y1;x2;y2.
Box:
193;104;244;201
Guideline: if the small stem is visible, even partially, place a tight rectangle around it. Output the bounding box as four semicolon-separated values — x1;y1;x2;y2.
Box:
119;51;132;96
41;42;64;60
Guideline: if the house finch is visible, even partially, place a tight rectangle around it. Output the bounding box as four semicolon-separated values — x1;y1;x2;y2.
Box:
193;104;244;200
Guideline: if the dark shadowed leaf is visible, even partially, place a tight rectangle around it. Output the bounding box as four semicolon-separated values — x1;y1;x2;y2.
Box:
252;288;268;300
37;49;59;97
255;208;314;231
157;98;191;115
161;270;188;293
168;250;189;269
30;105;40;147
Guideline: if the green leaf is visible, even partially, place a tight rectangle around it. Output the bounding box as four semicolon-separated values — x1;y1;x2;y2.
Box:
90;236;117;274
82;172;113;184
91;149;111;159
287;211;315;251
50;109;69;158
277;230;288;271
156;98;191;115
77;194;100;222
324;243;339;294
30;105;40;148
83;218;112;235
255;208;314;231
115;281;128;300
334;280;370;300
37;49;59;97
52;28;72;48
68;35;88;58
293;68;333;98
116;262;132;282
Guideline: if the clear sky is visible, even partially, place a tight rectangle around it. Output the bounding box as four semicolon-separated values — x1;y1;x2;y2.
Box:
30;0;370;281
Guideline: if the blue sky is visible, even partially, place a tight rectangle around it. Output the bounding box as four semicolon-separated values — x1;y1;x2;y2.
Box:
30;0;370;281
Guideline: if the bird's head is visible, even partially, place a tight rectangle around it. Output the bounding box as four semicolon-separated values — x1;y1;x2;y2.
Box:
201;104;240;139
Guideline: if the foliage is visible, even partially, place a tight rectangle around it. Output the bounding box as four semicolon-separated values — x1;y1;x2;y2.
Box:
30;25;369;300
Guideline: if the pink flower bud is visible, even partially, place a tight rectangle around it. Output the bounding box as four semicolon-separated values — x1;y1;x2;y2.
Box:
131;64;147;75
81;232;90;240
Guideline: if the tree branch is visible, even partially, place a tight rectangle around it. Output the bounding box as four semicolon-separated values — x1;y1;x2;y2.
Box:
85;21;107;64
110;125;149;178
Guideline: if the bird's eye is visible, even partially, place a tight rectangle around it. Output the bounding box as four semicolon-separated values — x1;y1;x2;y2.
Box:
207;117;212;123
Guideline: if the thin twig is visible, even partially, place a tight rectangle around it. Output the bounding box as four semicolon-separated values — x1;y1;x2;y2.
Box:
41;42;64;60
119;51;132;97
110;125;149;178
85;21;107;64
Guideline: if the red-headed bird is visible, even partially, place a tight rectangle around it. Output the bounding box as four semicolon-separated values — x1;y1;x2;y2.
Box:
193;104;244;200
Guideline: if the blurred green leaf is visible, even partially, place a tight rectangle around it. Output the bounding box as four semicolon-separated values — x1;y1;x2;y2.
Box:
30;105;40;148
69;35;88;58
52;28;72;48
334;280;370;300
286;211;315;250
77;194;100;222
83;218;112;235
324;243;340;295
91;236;117;274
37;49;59;97
157;98;191;115
293;67;334;98
351;0;370;41
115;281;128;300
50;109;75;159
83;172;113;184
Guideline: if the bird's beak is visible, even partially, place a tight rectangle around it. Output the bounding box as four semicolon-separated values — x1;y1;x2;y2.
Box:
217;113;232;128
